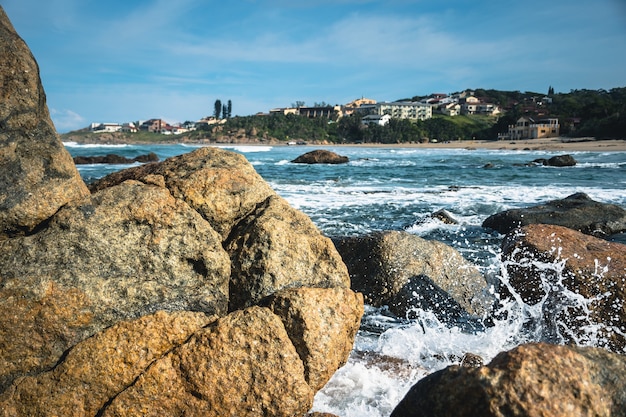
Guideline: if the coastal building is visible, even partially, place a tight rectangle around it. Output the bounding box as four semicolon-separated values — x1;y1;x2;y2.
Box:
90;122;122;133
343;97;377;116
361;114;391;126
298;105;341;119
269;107;298;116
507;117;560;139
365;101;433;121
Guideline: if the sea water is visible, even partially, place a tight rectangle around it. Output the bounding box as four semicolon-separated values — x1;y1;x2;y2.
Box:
66;142;626;416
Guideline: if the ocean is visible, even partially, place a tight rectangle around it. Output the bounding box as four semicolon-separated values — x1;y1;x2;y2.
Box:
66;142;626;416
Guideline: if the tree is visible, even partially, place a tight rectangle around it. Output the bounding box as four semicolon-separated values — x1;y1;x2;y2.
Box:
291;101;305;108
214;99;222;119
548;86;555;96
222;104;228;120
227;100;232;118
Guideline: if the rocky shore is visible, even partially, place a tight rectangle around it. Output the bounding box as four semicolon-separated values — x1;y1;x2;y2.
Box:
2;6;626;416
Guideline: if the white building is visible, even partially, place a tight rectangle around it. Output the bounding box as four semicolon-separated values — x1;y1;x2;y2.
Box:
361;114;391;126
90;123;122;133
360;101;432;121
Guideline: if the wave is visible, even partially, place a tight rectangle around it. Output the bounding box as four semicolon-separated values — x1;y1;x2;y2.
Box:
210;145;273;153
63;141;129;148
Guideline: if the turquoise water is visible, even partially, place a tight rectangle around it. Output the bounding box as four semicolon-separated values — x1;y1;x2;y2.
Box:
66;142;626;416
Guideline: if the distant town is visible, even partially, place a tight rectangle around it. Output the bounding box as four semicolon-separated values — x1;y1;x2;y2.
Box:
88;89;561;141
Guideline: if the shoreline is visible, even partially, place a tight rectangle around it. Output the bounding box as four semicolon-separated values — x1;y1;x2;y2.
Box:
63;136;626;153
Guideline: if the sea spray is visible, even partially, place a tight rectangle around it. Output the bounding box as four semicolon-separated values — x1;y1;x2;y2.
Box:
311;252;622;417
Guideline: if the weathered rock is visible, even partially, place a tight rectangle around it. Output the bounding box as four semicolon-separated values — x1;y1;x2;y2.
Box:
391;342;626;417
0;311;214;416
0;180;230;390
334;231;491;322
73;152;159;164
101;306;315;417
0;7;89;238
89;146;276;239
430;209;458;225
532;154;577;167
501;224;626;352
291;149;349;164
482;192;626;237
227;195;350;311
263;287;364;391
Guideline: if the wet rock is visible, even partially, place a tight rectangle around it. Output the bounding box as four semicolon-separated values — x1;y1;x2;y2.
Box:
89;146;276;240
430;209;458;225
73;152;159;164
0;181;231;390
0;7;89;239
0;311;214;416
263;287;364;391
101;306;315;417
334;231;491;323
390;342;626;417
501;224;626;352
227;195;350;311
532;154;577;167
482;192;626;237
291;149;349;164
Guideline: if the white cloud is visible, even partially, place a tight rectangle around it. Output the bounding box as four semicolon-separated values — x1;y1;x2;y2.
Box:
49;108;85;132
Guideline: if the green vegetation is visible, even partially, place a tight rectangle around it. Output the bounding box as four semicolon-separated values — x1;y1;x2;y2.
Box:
64;87;626;144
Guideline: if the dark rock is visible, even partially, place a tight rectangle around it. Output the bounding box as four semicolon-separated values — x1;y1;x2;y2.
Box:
431;209;458;225
291;149;349;164
501;224;626;352
390;342;626;417
0;7;89;239
333;231;492;322
73;152;159;164
482;192;626;237
531;154;577;166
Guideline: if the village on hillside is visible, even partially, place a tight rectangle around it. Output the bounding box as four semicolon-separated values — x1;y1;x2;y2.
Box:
88;90;560;141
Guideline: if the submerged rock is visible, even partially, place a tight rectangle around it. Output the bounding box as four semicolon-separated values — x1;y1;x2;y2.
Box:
482;192;626;237
73;152;159;164
0;7;89;239
334;231;492;324
532;153;577;167
291;149;349;164
501;223;626;352
391;342;626;417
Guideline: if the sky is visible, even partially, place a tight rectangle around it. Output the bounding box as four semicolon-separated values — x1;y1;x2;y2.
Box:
2;0;626;132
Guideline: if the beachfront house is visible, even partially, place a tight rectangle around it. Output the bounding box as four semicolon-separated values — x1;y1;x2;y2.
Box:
361;114;391;126
508;117;560;139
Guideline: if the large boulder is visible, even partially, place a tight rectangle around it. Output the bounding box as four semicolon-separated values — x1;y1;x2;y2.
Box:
0;180;231;390
391;342;626;417
0;7;89;239
482;192;626;237
0;310;214;416
500;224;626;352
89;146;277;240
291;149;349;164
334;231;492;323
101;306;316;417
227;195;350;311
532;154;577;167
263;287;364;392
0;8;363;413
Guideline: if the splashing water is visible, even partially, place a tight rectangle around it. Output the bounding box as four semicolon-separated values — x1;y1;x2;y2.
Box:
311;250;622;417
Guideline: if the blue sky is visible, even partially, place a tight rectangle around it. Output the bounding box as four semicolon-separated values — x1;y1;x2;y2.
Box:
2;0;626;132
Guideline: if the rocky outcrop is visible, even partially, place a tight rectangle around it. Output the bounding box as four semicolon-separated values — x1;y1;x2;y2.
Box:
482;192;626;237
291;149;349;164
0;9;363;413
0;311;214;416
501;224;626;352
0;7;89;239
390;342;626;417
89;146;276;240
334;231;491;323
227;195;350;311
73;152;159;164
0;180;231;389
532;154;577;166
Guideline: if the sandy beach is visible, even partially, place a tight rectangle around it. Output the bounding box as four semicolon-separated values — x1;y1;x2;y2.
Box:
330;137;626;152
